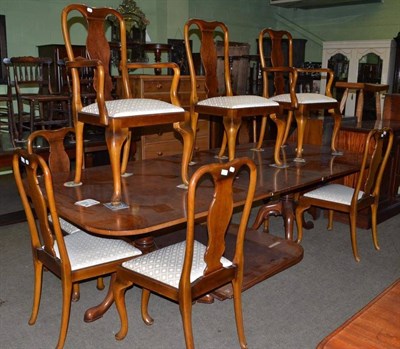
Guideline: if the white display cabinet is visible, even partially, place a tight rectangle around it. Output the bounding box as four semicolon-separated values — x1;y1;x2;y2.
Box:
320;39;396;117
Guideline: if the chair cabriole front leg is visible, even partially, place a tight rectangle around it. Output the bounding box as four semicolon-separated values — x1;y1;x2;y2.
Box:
221;115;242;161
330;109;343;156
173;117;194;187
73;120;84;186
294;109;307;162
105;124;129;206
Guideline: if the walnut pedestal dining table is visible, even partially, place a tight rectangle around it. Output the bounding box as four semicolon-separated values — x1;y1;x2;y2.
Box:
48;141;364;322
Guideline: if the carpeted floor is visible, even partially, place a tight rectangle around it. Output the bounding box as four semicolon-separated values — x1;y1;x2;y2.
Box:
0;205;399;349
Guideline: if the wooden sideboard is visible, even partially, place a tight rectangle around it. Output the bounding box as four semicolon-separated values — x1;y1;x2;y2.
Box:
116;74;209;160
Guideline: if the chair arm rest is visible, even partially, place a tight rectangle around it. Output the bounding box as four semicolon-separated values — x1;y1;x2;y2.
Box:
66;58;109;125
296;67;335;97
262;66;299;108
125;62;181;106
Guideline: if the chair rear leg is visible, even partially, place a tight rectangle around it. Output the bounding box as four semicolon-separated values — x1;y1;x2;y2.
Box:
141;289;154;325
56;278;73;349
72;283;80;302
371;203;380;250
349;213;360;262
113;273;134;340
97;277;105;290
281;110;293;146
327;210;334;230
179;292;195;349
232;278;248;349
254;115;267;150
29;260;43;325
218;132;228;159
120;130;132;176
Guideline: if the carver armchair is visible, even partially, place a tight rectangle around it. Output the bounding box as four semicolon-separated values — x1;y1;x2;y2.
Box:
61;4;193;206
184;19;286;166
258;29;342;162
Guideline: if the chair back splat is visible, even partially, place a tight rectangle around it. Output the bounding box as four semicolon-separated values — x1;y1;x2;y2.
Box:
113;157;257;349
27;127;75;174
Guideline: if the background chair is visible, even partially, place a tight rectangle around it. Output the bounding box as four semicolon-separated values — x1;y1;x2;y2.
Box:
61;4;193;206
258;29;342;162
184;19;286;167
113;157;257;349
12;149;142;349
295;128;394;261
0;58;17;148
10;56;71;142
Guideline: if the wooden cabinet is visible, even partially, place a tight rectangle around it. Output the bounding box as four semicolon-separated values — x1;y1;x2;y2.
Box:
140;119;209;159
116;74;209;160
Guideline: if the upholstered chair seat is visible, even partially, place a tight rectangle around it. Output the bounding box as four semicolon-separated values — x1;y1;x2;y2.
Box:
53;231;141;271
197;95;279;110
271;93;337;105
122;240;231;288
303;183;364;205
82;99;184;118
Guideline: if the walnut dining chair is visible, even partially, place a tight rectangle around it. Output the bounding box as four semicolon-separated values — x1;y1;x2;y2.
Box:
295;128;394;261
184;19;286;167
61;4;193;207
258;29;342;162
27;127;106;299
112;157;257;349
12;149;142;349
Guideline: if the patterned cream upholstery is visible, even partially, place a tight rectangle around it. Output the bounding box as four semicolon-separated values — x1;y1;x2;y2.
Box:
48;215;80;235
82;98;184;118
122;240;232;288
304;183;365;205
271;93;337;104
197;95;279;109
53;231;142;271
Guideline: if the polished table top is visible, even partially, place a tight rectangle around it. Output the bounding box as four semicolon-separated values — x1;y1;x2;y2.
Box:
50;141;364;237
